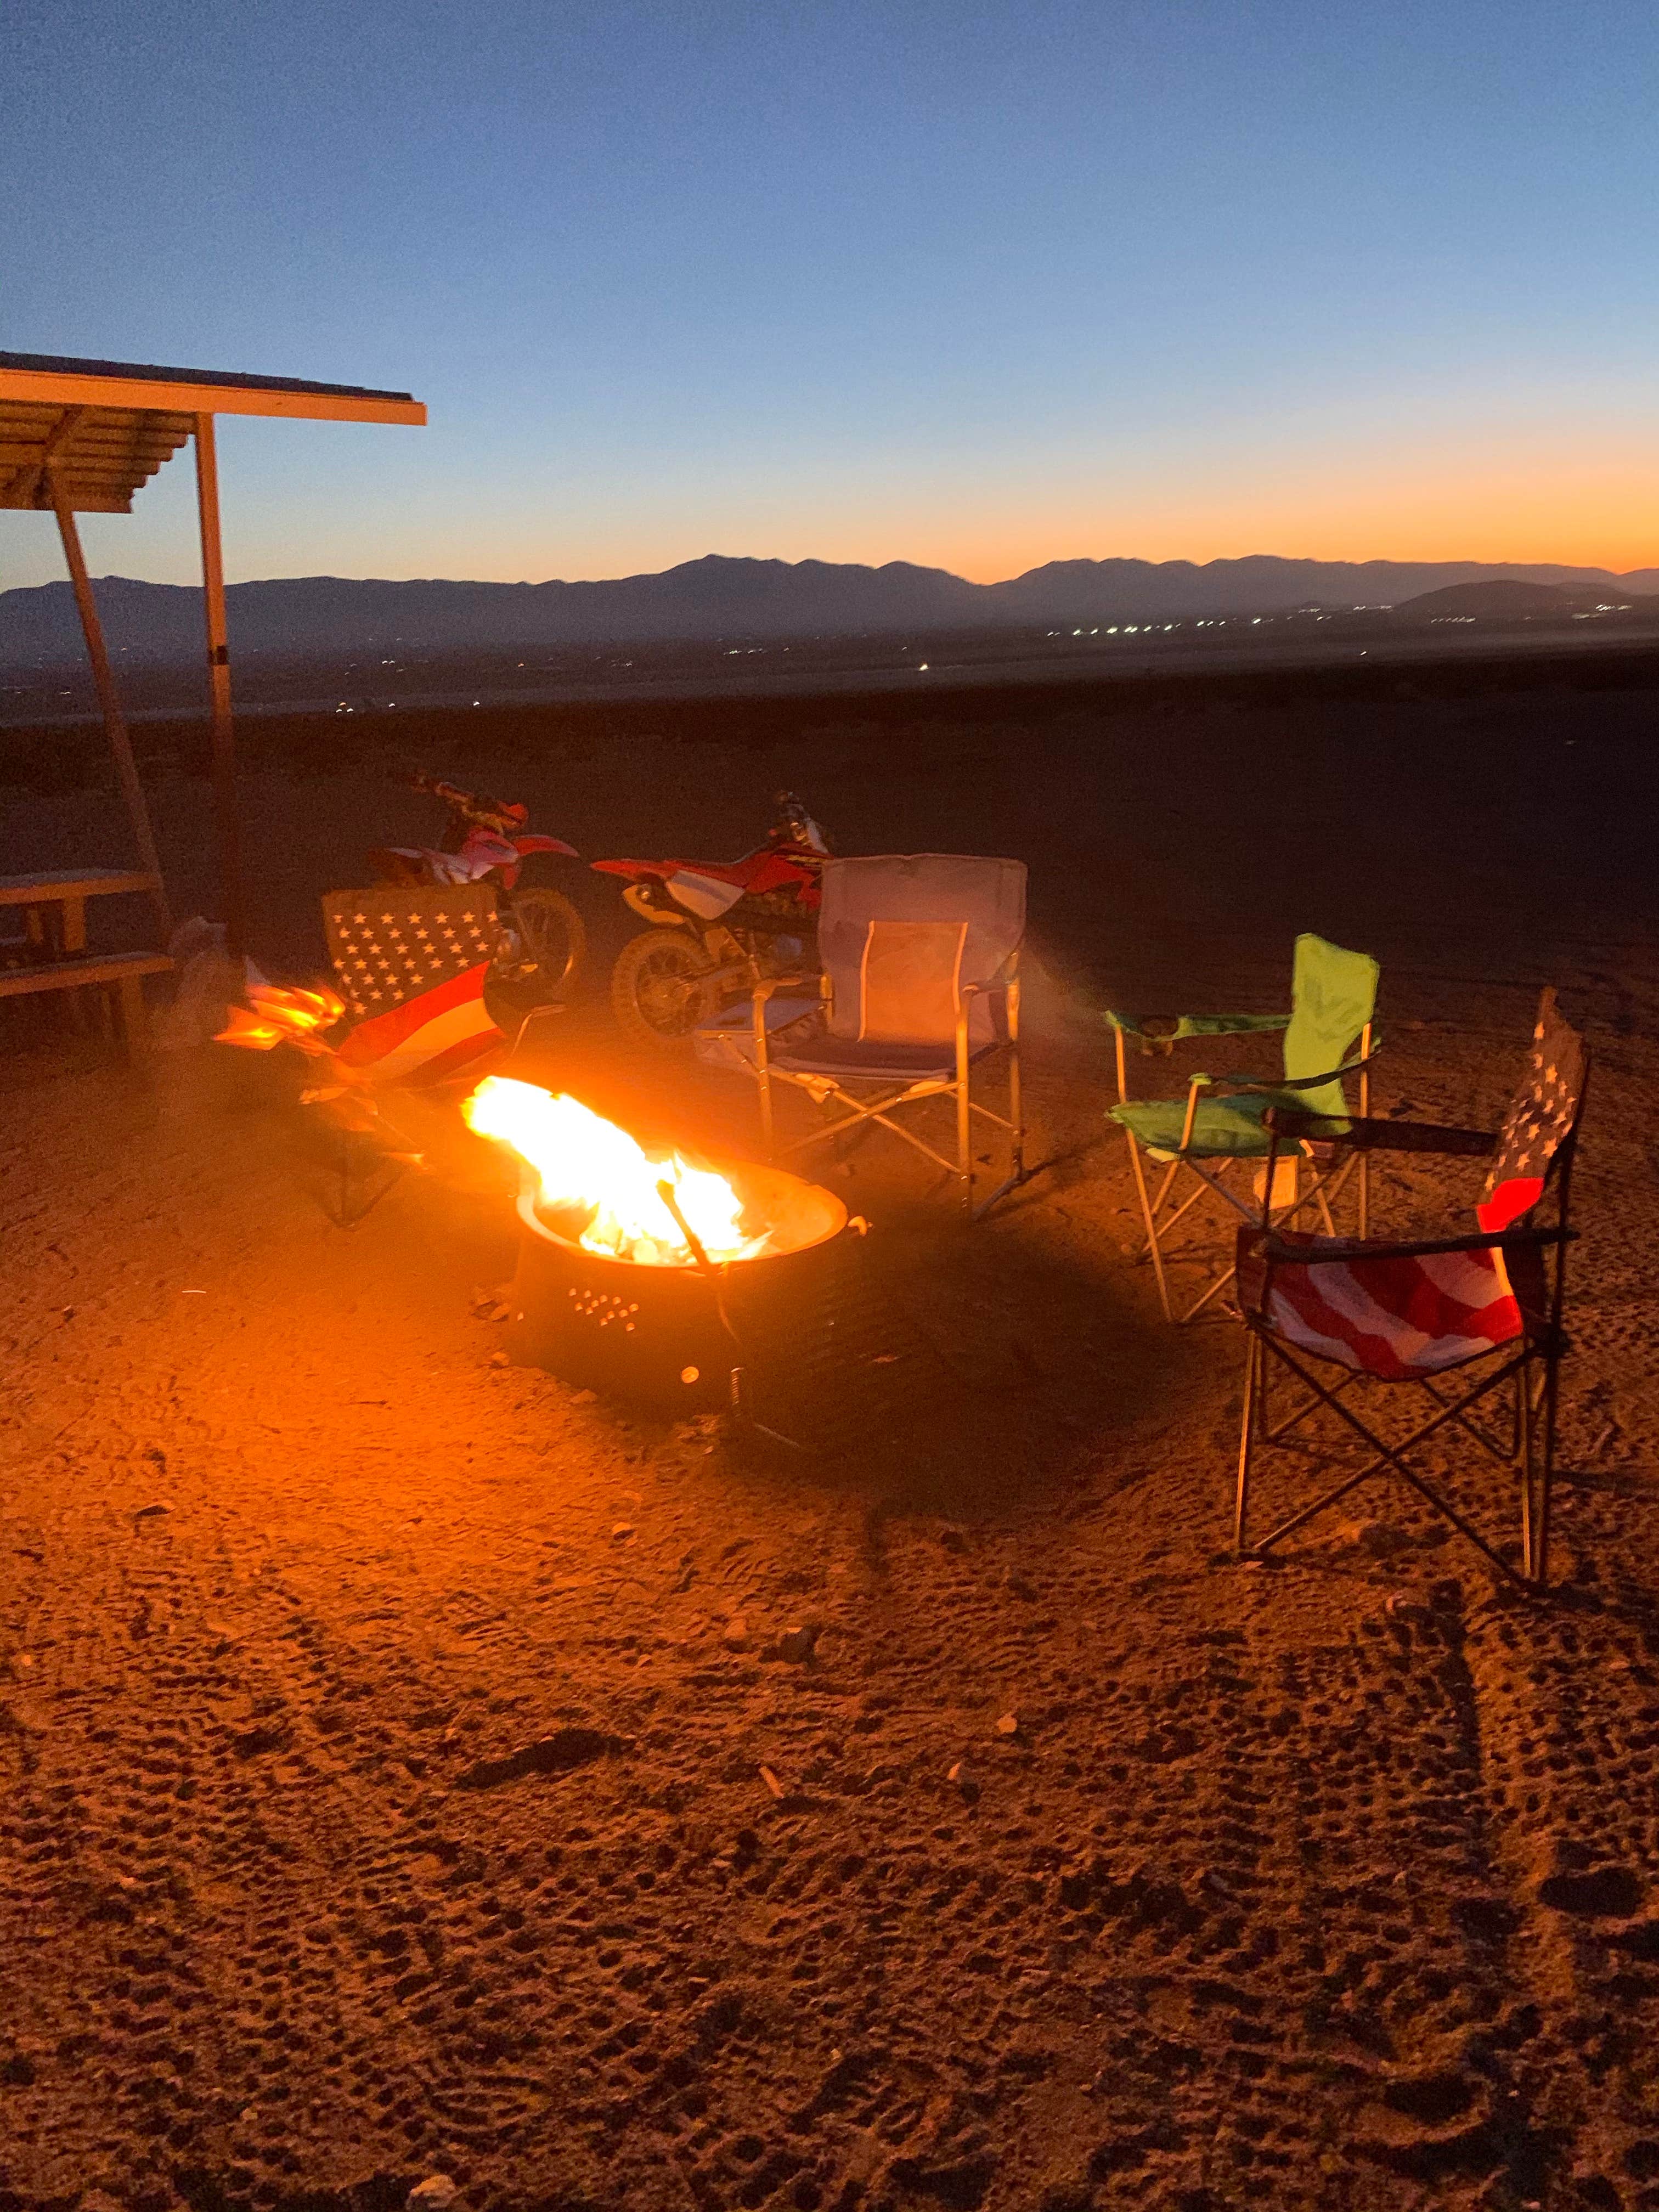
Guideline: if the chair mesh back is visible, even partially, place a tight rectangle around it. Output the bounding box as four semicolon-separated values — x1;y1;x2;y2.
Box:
859;920;968;1043
1477;988;1587;1231
820;856;1026;1048
1283;933;1379;1118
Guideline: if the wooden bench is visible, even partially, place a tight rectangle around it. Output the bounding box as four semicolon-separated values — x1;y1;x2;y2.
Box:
0;950;173;1061
0;869;163;955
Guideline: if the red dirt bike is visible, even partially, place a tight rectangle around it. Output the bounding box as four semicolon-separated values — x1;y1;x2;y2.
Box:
367;772;588;1003
592;794;831;1047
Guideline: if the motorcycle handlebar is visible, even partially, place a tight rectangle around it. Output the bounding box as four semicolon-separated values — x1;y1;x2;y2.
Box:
404;770;526;833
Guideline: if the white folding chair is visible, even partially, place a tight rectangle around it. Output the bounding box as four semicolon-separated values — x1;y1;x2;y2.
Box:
697;854;1025;1218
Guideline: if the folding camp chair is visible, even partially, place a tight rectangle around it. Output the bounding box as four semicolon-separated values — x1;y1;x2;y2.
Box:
696;854;1025;1219
1106;932;1380;1323
1233;989;1586;1587
313;885;506;1220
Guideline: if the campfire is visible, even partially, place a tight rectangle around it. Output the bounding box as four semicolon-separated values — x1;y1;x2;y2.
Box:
461;1076;766;1267
461;1076;853;1410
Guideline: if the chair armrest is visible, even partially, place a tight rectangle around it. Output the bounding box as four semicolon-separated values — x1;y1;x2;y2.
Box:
1263;1108;1494;1156
1210;1042;1384;1094
1104;1008;1289;1048
1250;1224;1574;1265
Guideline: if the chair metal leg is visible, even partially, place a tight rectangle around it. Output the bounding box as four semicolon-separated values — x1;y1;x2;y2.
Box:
1125;1132;1172;1322
956;1004;973;1217
754;997;776;1159
1357;1037;1371;1238
1531;1353;1539;1583
1007;970;1023;1184
1182;1261;1239;1324
1235;1333;1259;1551
1534;1348;1560;1588
1248;1339;1535;1581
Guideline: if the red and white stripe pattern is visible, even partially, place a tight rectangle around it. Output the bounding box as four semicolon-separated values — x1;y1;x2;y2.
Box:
334;960;500;1087
1242;1231;1522;1379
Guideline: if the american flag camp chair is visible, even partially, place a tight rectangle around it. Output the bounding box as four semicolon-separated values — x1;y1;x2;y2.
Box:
322;887;505;1089
1233;989;1586;1587
1106;932;1381;1323
696;854;1026;1220
311;888;509;1223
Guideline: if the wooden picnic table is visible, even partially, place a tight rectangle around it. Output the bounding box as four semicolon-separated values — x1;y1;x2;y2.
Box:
0;871;172;1060
0;867;164;956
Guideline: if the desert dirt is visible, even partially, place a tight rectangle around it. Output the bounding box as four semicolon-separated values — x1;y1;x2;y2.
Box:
3;666;1659;2212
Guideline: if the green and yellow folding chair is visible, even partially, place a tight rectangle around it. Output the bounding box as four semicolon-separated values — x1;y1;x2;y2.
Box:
1105;932;1380;1322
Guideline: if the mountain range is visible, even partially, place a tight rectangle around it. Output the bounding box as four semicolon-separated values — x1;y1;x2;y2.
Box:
5;552;1659;664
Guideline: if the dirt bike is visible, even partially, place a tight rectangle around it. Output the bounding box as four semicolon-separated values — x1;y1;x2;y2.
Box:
592;794;831;1047
366;772;588;1003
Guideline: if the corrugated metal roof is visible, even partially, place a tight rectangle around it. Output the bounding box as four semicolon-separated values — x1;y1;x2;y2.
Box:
0;353;424;510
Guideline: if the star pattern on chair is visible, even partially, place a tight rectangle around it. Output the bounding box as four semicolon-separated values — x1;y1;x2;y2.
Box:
1482;989;1585;1216
321;891;501;1023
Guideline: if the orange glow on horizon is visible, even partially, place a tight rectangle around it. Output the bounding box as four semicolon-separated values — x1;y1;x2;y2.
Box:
55;413;1659;594
901;443;1659;584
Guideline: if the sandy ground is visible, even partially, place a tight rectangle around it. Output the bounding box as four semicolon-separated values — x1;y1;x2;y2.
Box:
4;678;1659;2211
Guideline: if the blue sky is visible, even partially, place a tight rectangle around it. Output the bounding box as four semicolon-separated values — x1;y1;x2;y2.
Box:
5;0;1659;586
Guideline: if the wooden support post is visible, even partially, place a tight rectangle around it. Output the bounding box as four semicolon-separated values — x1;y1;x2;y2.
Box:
194;415;244;957
47;469;173;944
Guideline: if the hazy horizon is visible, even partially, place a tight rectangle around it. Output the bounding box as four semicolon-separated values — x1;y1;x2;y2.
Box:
14;546;1659;599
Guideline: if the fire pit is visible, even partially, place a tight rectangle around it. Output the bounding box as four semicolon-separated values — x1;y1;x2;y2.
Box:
465;1080;856;1413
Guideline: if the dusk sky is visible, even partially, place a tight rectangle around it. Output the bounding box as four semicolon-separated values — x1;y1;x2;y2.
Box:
6;0;1658;590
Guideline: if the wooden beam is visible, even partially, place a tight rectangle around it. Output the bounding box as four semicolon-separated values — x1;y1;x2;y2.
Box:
0;404;193;511
4;403;85;505
0;365;425;426
45;466;173;944
194;414;244;957
3;492;134;514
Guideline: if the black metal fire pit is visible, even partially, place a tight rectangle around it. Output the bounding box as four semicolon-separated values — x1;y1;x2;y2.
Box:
507;1162;856;1414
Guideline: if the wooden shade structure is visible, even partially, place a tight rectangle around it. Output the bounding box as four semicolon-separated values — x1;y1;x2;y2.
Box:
0;352;425;953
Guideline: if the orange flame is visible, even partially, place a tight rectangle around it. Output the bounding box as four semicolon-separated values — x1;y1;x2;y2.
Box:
216;983;348;1055
462;1076;764;1267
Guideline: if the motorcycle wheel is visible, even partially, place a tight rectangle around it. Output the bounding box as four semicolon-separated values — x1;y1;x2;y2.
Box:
610;930;720;1047
504;888;587;998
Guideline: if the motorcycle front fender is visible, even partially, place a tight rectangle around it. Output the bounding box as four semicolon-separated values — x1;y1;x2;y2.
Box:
513;835;581;859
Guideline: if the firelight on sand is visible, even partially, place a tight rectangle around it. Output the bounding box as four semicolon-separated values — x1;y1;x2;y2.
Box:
462;1077;765;1267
